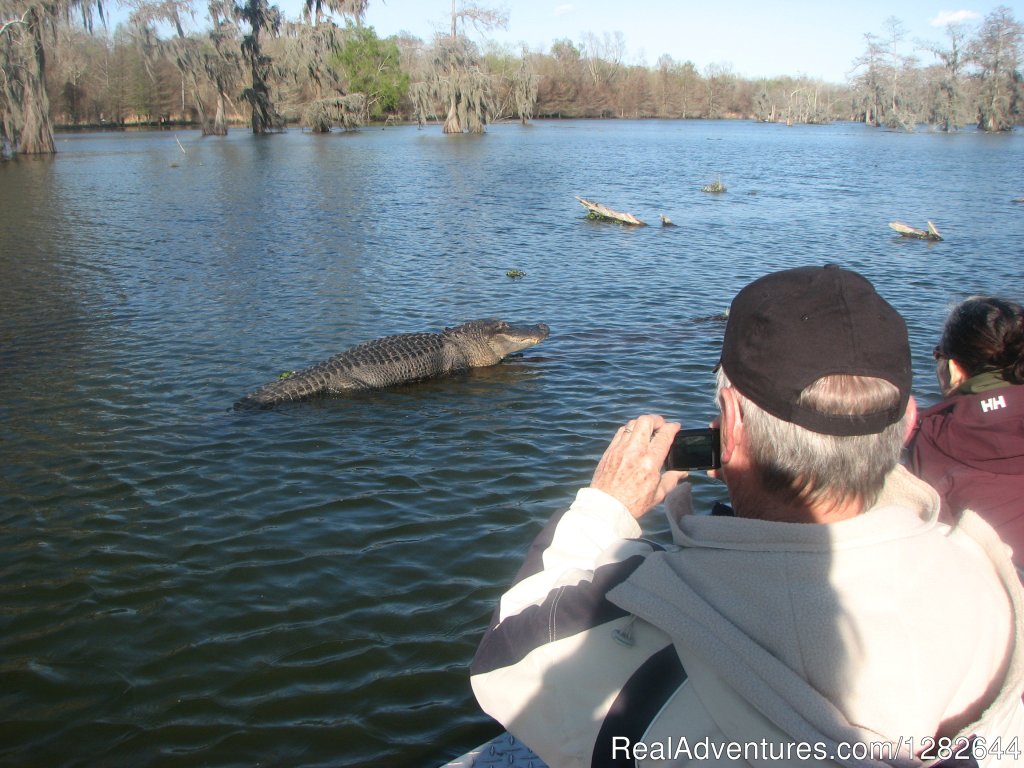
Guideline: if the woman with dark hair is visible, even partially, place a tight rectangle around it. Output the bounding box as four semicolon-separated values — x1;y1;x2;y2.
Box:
907;295;1024;568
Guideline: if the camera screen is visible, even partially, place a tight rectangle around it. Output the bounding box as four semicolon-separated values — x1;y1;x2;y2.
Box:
666;428;721;471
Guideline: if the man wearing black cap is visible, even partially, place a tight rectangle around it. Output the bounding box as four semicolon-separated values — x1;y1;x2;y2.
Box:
471;266;1024;767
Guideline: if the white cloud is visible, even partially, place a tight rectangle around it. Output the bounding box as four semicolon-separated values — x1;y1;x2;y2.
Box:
930;9;980;27
554;4;575;17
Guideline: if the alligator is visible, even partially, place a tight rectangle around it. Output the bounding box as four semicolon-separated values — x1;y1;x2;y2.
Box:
236;318;550;408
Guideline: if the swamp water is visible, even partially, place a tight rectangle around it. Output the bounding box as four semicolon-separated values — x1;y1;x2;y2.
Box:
1;120;1022;766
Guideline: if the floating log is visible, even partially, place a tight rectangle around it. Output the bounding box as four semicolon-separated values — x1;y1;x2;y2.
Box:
888;220;943;241
576;196;646;226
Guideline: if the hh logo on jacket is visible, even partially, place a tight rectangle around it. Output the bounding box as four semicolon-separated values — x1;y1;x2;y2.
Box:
980;395;1007;413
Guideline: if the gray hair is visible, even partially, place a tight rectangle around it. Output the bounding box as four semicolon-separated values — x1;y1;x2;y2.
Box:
716;369;909;509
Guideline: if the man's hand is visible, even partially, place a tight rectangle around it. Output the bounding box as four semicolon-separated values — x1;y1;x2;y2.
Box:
590;414;687;519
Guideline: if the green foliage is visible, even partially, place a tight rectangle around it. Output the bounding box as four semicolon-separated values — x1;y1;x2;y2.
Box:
550;39;580;63
506;269;527;279
332;23;408;120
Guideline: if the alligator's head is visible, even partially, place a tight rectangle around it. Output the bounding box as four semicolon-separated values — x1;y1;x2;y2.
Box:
445;318;550;366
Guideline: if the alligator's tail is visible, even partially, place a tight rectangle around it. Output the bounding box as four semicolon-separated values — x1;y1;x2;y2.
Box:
234;368;334;409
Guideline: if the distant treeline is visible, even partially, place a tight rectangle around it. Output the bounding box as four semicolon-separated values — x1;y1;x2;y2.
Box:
2;1;1021;156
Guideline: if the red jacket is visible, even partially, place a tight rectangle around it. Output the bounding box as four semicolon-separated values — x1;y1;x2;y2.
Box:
907;373;1024;564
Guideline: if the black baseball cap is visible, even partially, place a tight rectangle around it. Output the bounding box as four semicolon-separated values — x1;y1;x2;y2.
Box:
719;265;911;436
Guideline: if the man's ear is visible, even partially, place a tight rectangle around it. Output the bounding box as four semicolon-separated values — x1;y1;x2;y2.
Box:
903;396;918;444
718;386;744;465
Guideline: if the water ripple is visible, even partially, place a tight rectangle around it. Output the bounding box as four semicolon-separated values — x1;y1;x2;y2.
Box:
1;121;1023;767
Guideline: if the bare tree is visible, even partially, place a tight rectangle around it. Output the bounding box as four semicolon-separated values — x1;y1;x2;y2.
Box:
703;62;734;118
413;1;505;133
203;0;241;134
52;22;92;122
302;0;366;27
425;34;490;132
1;0;104;155
579;30;623;92
303;91;363;130
654;54;676;117
235;0;283;133
510;46;537;124
533;38;581;117
752;79;775;122
921;22;970;131
970;5;1023;132
449;0;504;41
127;0;241;134
275;19;352;130
851;32;886;125
277;20;342;98
643;55;700;119
883;18;906;121
128;0;200;123
614;63;650;118
872;17;922;129
675;59;699;118
92;25;139;123
483;41;537;124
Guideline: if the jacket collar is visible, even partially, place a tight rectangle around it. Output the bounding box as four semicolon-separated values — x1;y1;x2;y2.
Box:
660;465;940;553
958;369;1012;394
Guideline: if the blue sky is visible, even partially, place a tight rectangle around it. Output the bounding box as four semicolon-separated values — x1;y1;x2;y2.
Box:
114;0;1024;83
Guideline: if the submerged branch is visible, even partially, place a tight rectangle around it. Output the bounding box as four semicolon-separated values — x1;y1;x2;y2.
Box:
576;196;646;226
889;220;943;241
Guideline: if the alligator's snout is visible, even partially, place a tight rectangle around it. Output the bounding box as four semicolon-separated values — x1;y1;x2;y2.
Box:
514;321;550;340
496;321;550;355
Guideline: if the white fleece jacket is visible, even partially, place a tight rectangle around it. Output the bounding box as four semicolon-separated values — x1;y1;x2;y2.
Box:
471;466;1024;768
